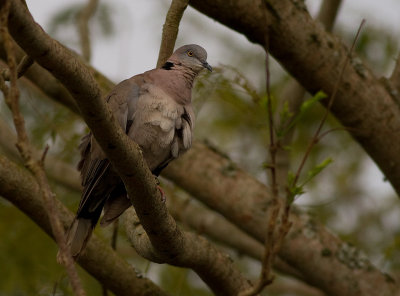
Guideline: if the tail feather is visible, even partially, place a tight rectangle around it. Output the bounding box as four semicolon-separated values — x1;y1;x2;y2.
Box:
66;218;94;258
100;194;131;227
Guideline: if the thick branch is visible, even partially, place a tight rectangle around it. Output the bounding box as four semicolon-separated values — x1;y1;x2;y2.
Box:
124;208;251;295
7;1;251;294
276;0;342;189
188;0;400;197
163;142;399;296
0;155;168;296
166;191;306;281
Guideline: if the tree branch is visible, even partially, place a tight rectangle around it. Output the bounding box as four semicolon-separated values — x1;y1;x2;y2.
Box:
156;0;189;68
188;0;400;197
124;208;251;295
7;1;251;294
78;0;98;62
317;0;342;31
163;142;399;296
276;0;343;186
166;190;307;281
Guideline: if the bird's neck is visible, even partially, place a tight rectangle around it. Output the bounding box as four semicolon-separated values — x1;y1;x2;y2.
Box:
159;63;198;105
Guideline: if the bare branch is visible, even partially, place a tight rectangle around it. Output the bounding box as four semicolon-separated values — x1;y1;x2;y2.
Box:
166;190;309;282
124;208;252;295
156;0;189;67
78;0;98;61
317;0;342;31
240;47;292;295
291;19;365;188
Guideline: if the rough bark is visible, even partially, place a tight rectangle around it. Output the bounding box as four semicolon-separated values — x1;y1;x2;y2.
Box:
163;142;399;296
188;0;400;197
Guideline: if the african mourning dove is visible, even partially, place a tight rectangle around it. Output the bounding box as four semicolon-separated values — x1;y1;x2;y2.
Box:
65;44;212;258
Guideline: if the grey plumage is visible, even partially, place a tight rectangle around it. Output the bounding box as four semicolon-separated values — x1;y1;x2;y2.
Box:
65;44;211;258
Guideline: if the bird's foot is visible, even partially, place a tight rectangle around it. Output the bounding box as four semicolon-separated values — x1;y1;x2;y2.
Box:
154;176;166;202
157;185;166;203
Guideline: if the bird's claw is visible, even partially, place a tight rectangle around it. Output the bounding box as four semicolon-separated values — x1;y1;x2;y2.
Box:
157;185;166;203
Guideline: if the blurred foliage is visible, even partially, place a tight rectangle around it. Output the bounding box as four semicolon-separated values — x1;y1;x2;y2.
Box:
0;1;400;295
48;2;114;50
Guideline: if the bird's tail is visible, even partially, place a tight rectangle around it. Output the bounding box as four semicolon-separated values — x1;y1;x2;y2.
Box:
67;218;94;258
57;217;94;262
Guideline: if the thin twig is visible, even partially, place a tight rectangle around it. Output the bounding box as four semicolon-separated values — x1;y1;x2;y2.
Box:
1;54;34;80
0;2;85;295
156;0;189;68
239;43;292;296
78;0;98;62
291;19;366;188
317;0;342;31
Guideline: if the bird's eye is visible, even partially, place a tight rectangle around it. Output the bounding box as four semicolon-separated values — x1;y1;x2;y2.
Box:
187;50;194;57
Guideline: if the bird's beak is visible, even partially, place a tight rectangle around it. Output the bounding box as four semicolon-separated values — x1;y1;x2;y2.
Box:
202;62;213;72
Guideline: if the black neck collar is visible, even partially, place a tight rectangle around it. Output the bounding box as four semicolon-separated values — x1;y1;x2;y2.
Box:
161;61;174;70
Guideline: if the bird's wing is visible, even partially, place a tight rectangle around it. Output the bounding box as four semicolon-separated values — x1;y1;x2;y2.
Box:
76;76;144;217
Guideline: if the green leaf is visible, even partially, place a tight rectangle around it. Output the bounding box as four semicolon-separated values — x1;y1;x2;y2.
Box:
287;185;304;204
287;157;333;202
276;101;294;138
278;91;327;137
300;91;327;114
300;157;333;187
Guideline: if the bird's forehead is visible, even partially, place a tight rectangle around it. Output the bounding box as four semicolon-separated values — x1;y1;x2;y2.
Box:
174;44;207;59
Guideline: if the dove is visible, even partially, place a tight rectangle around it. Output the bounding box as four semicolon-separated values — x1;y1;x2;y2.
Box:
65;44;212;258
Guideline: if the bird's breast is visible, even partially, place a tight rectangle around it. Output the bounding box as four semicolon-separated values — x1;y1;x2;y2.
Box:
127;85;193;171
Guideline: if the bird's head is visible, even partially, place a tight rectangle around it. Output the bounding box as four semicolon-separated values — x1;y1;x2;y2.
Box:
165;44;212;73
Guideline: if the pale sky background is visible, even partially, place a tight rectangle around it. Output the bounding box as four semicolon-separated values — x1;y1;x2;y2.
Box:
28;0;400;80
26;0;399;214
